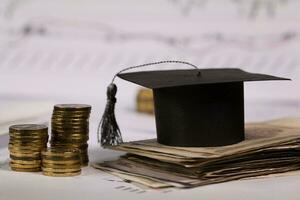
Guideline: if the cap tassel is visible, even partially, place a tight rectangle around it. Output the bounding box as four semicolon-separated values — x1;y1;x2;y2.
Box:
98;83;123;146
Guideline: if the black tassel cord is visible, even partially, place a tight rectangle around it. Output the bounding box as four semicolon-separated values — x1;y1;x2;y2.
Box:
97;60;200;147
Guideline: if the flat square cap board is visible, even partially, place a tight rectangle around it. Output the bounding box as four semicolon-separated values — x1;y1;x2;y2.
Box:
117;68;290;147
117;68;289;89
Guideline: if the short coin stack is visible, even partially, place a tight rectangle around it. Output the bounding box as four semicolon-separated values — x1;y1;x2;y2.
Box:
42;148;82;177
9;124;48;172
50;104;91;166
136;88;154;114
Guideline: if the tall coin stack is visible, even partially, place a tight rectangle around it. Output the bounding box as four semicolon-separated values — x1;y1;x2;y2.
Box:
9;124;48;172
50;104;91;166
42;148;82;177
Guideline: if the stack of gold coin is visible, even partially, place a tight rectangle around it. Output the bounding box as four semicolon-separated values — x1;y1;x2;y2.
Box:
42;148;82;177
50;104;91;166
136;88;154;114
9;124;48;172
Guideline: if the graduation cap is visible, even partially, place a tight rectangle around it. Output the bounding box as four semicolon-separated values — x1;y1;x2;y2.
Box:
98;61;289;147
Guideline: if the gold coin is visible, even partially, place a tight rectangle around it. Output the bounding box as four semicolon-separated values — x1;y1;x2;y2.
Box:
9;145;46;151
54;104;91;111
10;159;41;165
9;132;48;137
42;167;81;173
9;140;48;145
51;121;88;125
42;170;81;177
42;160;81;165
51;126;89;131
42;155;81;162
11;167;41;172
51;122;88;126
51;133;89;138
42;162;82;168
10;133;48;138
9;151;40;157
9;124;48;133
51;130;89;135
9;140;47;144
9;150;41;155
51;122;89;129
51;115;90;119
49;143;88;150
9;148;43;154
52;114;89;118
51;117;89;122
53;109;91;113
42;147;80;156
10;162;41;168
51;128;89;132
9;143;44;148
52;113;90;118
51;116;89;119
50;135;89;141
50;139;88;144
10;154;40;160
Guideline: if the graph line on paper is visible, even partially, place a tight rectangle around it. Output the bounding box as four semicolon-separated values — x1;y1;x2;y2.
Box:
0;18;298;53
168;0;294;18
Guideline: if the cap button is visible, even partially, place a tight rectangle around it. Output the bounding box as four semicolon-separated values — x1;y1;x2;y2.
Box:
196;70;201;77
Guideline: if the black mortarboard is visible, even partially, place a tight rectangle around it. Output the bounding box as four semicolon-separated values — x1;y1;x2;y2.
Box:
98;61;289;147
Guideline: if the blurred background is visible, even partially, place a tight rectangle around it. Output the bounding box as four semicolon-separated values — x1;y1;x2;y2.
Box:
0;0;299;146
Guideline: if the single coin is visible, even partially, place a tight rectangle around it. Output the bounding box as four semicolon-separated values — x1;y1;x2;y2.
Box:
9;132;48;138
9;150;41;155
11;167;41;172
42;155;81;161
52;111;91;116
51;121;89;127
53;109;91;112
51;122;89;127
10;138;47;143
42;163;82;169
9;145;46;150
49;143;88;149
51;132;89;137
51;126;89;130
8;147;44;153
42;167;81;173
51;129;89;134
9;139;48;144
50;135;89;140
42;147;80;156
8;142;45;147
9;151;40;157
9;124;48;132
42;160;81;165
51;116;90;121
51;117;90;122
54;104;91;111
51;127;89;132
10;154;40;160
50;138;88;144
50;139;89;144
9;162;41;168
42;170;81;177
10;159;41;165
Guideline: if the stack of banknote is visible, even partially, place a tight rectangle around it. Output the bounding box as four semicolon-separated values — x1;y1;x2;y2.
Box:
93;118;300;189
